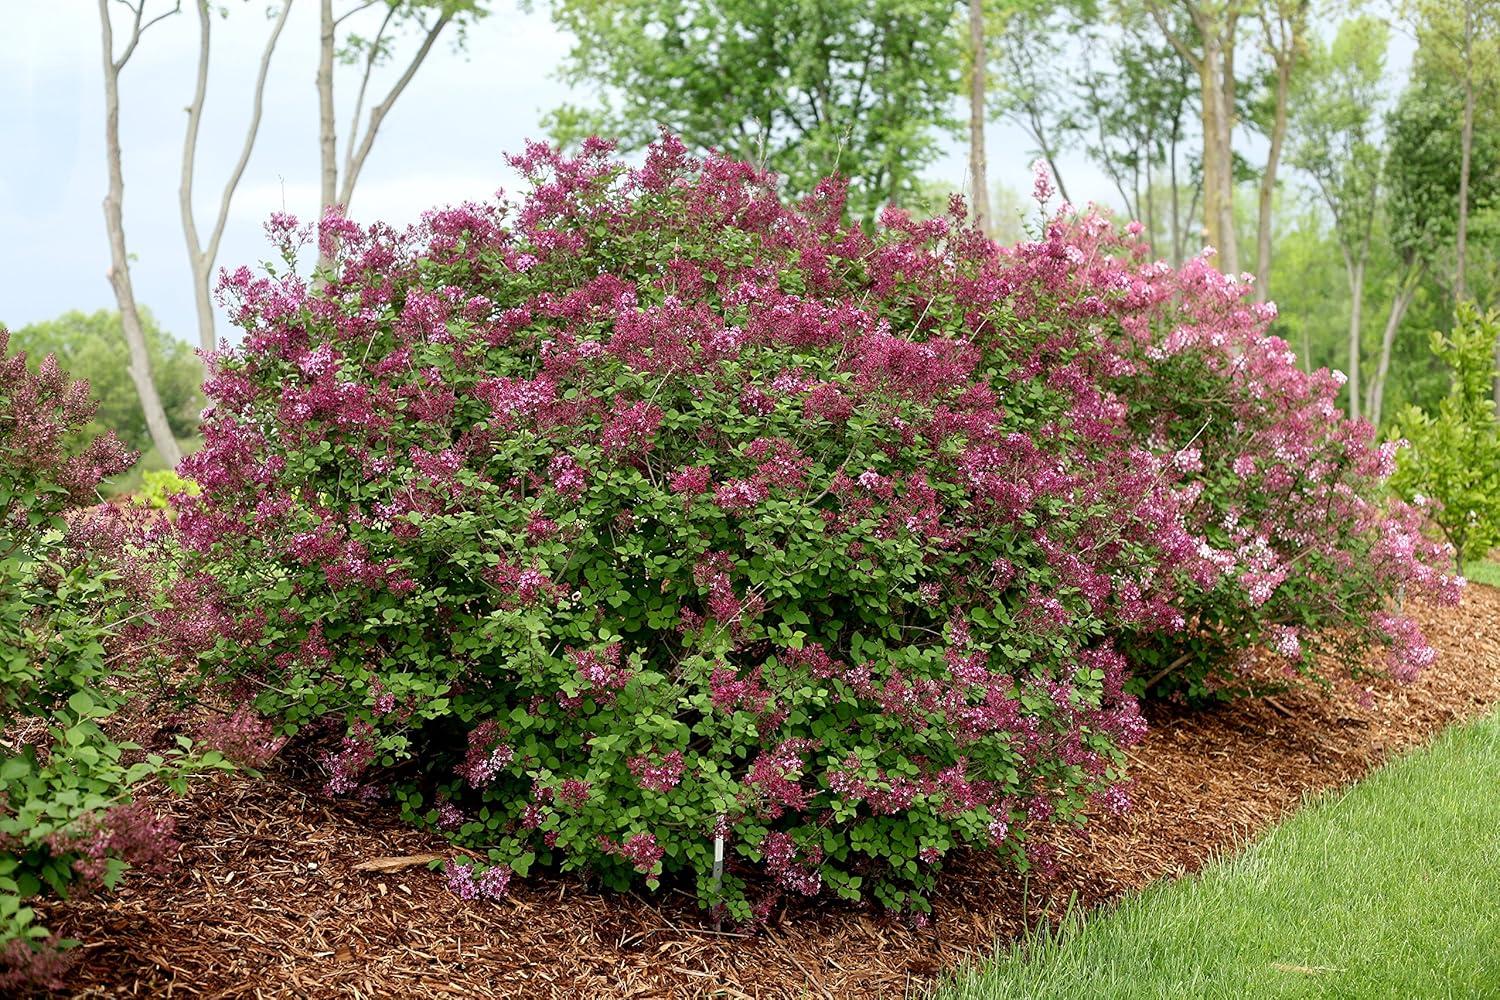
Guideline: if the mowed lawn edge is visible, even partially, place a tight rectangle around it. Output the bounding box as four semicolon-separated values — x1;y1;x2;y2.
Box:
938;710;1500;1000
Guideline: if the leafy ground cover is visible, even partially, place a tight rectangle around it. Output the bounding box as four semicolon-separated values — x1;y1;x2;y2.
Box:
42;587;1500;997
940;709;1500;1000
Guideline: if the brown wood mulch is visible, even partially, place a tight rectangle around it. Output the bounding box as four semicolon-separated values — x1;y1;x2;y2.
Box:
47;586;1500;999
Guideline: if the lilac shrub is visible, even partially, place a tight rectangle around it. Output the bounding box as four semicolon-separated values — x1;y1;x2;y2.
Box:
173;137;1183;918
172;137;1457;918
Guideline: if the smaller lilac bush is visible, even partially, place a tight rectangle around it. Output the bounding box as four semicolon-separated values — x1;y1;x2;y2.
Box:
1079;239;1463;699
0;330;221;987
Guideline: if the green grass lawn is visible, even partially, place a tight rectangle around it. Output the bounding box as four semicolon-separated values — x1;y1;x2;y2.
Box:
1463;559;1500;589
939;712;1500;999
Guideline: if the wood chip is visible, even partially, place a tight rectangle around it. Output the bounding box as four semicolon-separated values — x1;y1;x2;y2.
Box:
352;854;447;872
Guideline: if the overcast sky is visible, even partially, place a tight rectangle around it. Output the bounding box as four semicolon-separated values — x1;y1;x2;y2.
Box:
1;3;1406;346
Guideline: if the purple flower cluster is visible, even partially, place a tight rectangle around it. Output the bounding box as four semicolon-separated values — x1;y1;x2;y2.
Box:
444;859;511;901
627;750;686;792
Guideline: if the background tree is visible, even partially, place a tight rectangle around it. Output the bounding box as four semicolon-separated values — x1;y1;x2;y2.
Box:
6;310;202;462
1288;16;1387;420
180;0;294;355
98;0;185;468
1410;0;1500;305
1250;0;1310;300
1075;10;1198;260
1265;201;1349;371
968;0;991;233
1408;0;1500;405
1368;68;1500;425
546;0;962;222
1141;0;1245;274
988;2;1078;203
987;180;1031;243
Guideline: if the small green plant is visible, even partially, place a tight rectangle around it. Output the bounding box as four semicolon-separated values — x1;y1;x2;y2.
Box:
1392;302;1500;566
134;469;200;510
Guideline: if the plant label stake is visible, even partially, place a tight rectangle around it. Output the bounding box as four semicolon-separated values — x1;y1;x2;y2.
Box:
712;818;725;930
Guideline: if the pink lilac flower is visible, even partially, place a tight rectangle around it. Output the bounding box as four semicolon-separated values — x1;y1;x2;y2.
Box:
458;720;514;787
743;738;818;818
761;831;822;896
1268;625;1302;661
444;860;511;901
547;453;589;499
599;397;664;459
196;707;287;768
436;799;465;829
323;721;376;796
1031;160;1055;204
558;778;592;809
628;750;686;792
570;643;632;696
600;831;665;873
1374;612;1437;682
669;465;711;494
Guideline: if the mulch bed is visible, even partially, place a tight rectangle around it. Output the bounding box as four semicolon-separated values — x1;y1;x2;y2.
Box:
50;587;1500;999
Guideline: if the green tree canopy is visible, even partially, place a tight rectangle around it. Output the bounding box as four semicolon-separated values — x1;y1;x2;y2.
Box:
8;309;202;456
1287;16;1388;419
544;0;961;222
1385;67;1500;280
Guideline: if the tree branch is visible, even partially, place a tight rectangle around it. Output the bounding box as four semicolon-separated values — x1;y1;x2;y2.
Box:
178;0;211;270
343;4;396;180
334;0;381;28
207;0;295;268
1143;0;1200;70
112;0;181;69
338;10;454;209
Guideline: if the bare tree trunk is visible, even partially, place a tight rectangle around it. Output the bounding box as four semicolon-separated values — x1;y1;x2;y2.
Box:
1255;56;1291;300
1187;178;1203;246
1367;269;1420;427
181;0;212;359
1255;0;1308;302
181;0;293;356
316;0;452;279
336;12;452;210
1170;127;1182;265
1145;1;1240;270
99;0;183;468
1218;36;1239;275
1459;4;1474;306
318;0;337;217
1346;259;1364;421
968;0;991;235
1195;40;1238;273
1198;46;1225;263
1144;157;1156;253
